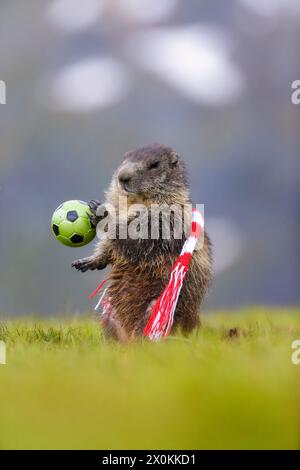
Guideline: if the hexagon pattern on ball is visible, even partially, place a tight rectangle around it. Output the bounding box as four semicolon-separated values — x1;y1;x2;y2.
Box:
51;200;96;247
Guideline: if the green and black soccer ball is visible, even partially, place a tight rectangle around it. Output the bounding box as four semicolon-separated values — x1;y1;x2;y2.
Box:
51;200;96;247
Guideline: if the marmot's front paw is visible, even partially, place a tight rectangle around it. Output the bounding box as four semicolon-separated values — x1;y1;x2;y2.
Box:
89;200;101;214
89;200;101;227
89;200;108;227
72;256;107;272
72;256;96;272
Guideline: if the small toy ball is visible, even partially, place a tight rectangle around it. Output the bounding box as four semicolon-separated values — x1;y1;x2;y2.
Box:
51;200;96;247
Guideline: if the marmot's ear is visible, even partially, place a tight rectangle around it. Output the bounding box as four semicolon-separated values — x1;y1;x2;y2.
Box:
170;152;178;166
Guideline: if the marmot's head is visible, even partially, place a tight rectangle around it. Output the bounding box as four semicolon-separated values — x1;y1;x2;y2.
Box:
109;144;189;205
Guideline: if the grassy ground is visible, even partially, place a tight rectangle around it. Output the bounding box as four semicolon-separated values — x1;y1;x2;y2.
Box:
0;307;299;450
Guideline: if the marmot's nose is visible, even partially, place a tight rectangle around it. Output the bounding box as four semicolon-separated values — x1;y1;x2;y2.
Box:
118;170;133;186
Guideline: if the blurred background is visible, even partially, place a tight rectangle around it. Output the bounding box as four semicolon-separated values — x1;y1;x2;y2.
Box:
0;0;299;316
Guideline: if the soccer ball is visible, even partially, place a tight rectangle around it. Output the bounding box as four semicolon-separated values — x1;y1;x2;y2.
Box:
51;200;96;247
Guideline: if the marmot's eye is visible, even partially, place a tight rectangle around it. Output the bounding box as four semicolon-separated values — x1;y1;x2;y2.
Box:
148;160;160;170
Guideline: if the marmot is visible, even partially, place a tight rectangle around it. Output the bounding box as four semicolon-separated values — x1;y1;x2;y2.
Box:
72;144;212;341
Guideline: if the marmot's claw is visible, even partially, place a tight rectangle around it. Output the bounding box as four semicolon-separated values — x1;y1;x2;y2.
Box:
89;200;101;215
72;257;93;272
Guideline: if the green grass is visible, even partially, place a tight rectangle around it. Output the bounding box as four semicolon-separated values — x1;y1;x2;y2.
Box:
0;307;299;450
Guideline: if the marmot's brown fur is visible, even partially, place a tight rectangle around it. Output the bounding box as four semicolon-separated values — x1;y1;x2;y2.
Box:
73;144;212;341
